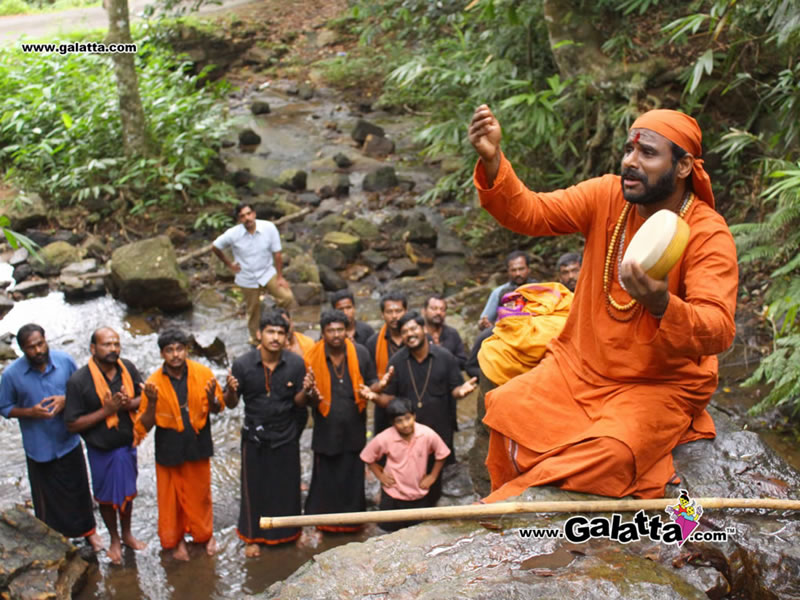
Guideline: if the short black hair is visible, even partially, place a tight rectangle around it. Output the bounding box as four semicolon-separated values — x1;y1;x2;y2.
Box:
330;289;355;308
320;309;348;330
17;323;44;347
670;142;694;192
235;201;253;219
424;293;446;309
157;328;190;350
379;291;408;312
397;311;424;330
387;396;414;421
260;311;289;333
556;252;582;269
670;141;687;165
505;250;529;267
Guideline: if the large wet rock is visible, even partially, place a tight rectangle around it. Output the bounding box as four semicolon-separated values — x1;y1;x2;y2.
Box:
108;235;191;311
272;407;800;599
322;232;362;262
0;505;90;599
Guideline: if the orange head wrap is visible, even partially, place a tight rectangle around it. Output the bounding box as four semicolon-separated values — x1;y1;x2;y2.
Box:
631;109;714;209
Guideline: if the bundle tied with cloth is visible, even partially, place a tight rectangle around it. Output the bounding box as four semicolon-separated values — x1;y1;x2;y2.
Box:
478;282;573;386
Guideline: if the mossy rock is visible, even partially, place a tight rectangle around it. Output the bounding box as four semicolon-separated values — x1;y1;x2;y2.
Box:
31;241;84;276
322;231;362;262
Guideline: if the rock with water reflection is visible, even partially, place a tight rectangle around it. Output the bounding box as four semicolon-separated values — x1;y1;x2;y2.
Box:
108;235;191;311
270;407;800;600
0;505;90;599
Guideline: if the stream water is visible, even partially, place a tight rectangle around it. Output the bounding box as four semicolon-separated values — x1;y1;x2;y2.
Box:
2;79;799;598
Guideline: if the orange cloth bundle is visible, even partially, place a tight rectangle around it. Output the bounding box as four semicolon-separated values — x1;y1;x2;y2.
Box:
478;282;573;385
87;358;135;430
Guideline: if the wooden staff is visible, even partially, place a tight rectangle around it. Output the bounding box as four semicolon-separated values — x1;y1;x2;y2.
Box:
260;497;800;530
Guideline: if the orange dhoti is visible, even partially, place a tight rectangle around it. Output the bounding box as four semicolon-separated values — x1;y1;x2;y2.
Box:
483;353;716;503
155;458;214;549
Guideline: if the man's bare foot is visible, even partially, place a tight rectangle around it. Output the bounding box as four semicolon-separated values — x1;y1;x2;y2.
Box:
244;543;261;558
122;532;147;551
107;539;122;565
172;539;190;561
205;535;218;556
86;532;105;552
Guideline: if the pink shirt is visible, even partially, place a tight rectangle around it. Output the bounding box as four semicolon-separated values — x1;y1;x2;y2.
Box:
360;423;450;501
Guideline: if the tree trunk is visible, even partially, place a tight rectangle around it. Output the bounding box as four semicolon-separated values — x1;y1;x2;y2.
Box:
107;0;151;156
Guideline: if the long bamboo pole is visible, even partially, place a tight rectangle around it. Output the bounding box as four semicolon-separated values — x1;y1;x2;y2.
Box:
260;497;800;530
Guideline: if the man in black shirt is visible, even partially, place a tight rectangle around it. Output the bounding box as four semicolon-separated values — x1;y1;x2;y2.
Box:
228;311;317;556
304;310;390;532
422;294;468;370
135;328;236;561
65;327;146;565
378;312;477;502
330;289;375;346
365;291;405;436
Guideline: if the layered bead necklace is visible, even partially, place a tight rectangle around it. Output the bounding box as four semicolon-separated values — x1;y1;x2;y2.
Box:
603;192;694;322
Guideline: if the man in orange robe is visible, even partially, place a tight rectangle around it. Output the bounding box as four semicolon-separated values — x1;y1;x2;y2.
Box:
468;105;738;502
134;328;235;560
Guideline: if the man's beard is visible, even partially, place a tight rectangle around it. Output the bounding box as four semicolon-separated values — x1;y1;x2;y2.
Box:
621;165;676;205
29;349;49;366
99;352;119;364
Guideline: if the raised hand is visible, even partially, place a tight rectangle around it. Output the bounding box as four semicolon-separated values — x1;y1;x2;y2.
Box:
358;384;378;404
104;390;124;415
378;365;395;391
141;382;158;404
469;104;502;160
303;369;320;402
454;376;478;399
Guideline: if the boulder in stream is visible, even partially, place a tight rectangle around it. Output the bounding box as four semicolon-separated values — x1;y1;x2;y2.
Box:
363;133;395;158
238;128;261;147
363;166;398;192
351;119;385;145
0;292;13;319
250;100;271;115
108;236;191;311
322;231;362;262
0;193;48;231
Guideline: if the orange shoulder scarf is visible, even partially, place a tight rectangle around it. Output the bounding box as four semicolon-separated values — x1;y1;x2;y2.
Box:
375;323;389;377
133;359;224;446
87;358;134;430
304;339;364;417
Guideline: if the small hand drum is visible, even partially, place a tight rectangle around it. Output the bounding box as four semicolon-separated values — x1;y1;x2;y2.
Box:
622;209;690;280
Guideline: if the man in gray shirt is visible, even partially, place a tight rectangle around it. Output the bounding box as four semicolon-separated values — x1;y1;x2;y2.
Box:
213;202;295;344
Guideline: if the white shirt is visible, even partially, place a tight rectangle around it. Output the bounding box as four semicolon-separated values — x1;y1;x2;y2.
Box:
212;220;282;288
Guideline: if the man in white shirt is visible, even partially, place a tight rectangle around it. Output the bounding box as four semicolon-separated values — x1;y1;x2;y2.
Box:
212;202;295;344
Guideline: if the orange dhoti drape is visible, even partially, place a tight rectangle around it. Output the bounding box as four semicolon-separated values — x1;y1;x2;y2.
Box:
483;353;716;502
155;458;213;549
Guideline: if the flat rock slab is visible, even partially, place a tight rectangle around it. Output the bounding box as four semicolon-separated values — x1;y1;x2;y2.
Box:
0;505;89;599
269;409;800;600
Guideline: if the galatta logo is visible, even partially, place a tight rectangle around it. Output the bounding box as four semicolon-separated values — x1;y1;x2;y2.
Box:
664;489;703;546
559;490;727;547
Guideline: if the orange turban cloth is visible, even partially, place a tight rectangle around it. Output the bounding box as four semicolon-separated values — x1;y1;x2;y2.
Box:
631;109;714;209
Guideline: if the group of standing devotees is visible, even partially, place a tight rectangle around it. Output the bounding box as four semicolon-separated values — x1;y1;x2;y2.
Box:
0;104;738;565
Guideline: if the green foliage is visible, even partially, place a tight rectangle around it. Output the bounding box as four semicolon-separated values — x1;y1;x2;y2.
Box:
0;0;98;16
731;161;800;413
0;36;236;213
0;216;38;255
193;210;234;231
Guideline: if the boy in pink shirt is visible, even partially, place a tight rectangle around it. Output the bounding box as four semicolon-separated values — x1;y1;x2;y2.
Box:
360;397;450;531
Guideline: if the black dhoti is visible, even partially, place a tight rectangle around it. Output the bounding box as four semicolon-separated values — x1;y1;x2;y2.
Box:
304;451;365;532
237;436;301;545
26;444;96;539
